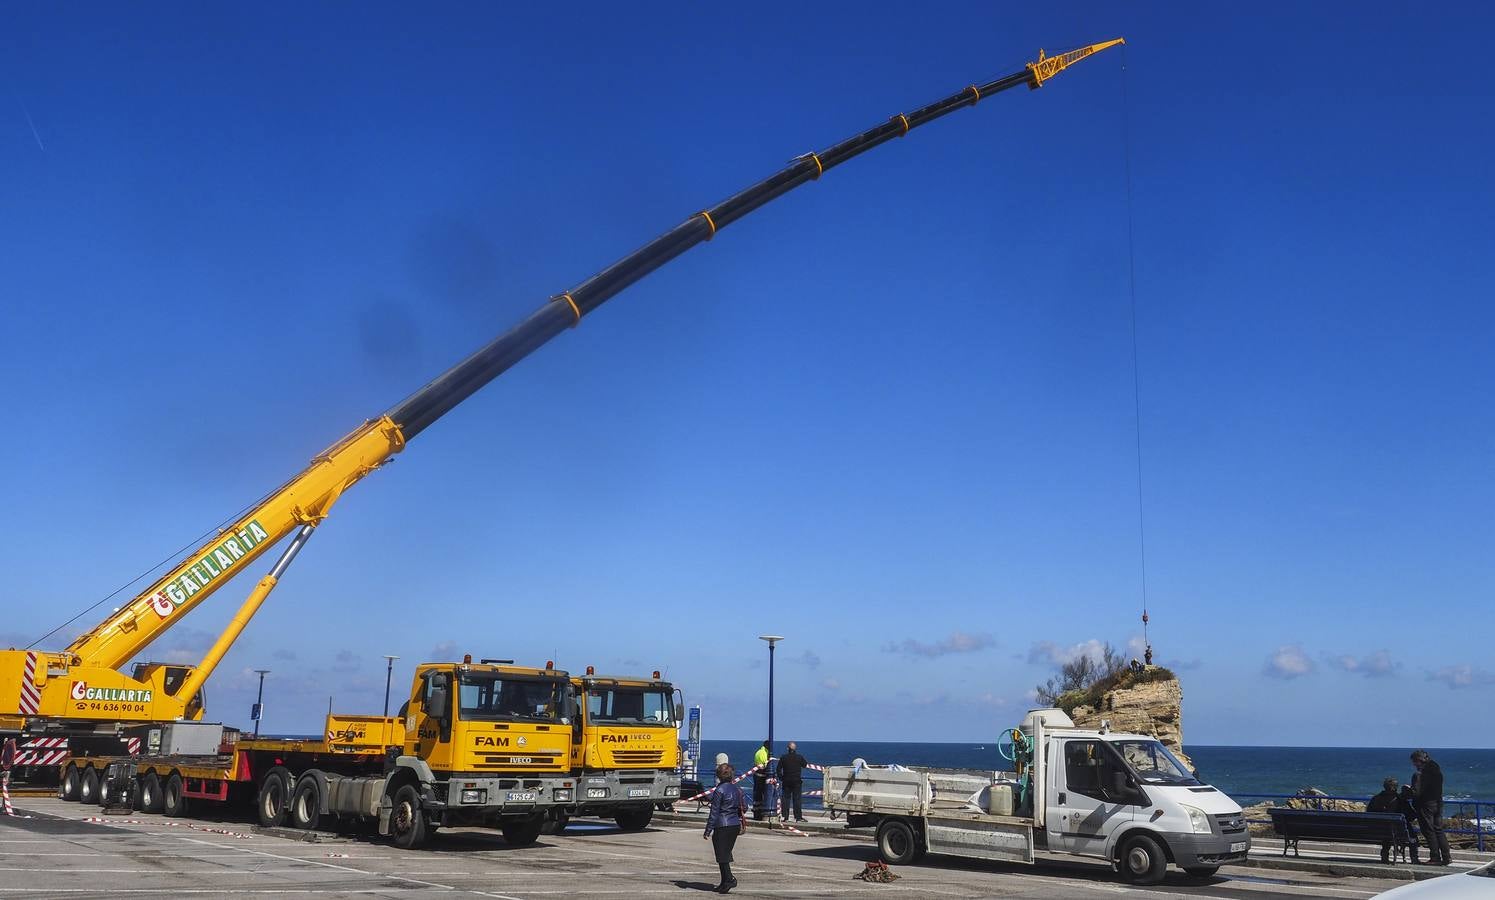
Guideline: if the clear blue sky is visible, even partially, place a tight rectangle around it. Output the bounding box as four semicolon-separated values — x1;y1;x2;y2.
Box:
3;4;1491;748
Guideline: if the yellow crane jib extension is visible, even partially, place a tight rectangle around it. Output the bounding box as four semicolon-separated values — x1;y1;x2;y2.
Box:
2;36;1124;735
1027;38;1125;89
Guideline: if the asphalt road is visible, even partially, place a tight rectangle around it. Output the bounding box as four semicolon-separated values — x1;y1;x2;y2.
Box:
0;797;1410;899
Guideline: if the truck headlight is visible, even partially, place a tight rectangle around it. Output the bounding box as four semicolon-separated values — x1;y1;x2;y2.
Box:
664;785;679;798
553;788;572;802
1181;804;1211;834
587;787;609;799
460;789;486;804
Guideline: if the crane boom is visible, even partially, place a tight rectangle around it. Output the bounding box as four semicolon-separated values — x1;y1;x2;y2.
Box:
4;38;1123;727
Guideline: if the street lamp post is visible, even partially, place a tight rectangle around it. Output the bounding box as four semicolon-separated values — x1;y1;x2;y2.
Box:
758;635;784;754
252;669;270;738
383;655;400;717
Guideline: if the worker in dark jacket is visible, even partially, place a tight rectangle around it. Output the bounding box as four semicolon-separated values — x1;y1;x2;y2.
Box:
1398;783;1423;864
1367;778;1403;863
777;742;810;822
1411;750;1452;866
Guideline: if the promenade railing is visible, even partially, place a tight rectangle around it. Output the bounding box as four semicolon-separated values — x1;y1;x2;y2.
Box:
1234;792;1491;852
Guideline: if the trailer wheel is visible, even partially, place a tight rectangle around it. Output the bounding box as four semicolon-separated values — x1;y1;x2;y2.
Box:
139;772;164;813
614;807;653;831
257;768;291;827
97;772;113;808
1118;833;1168;885
500;817;544;847
390;784;428;850
79;767;99;805
876;818;919;866
291;775;322;830
163;773;188;817
60;765;81;802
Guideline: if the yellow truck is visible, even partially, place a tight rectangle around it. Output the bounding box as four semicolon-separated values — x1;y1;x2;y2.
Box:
59;658;579;849
560;667;682;831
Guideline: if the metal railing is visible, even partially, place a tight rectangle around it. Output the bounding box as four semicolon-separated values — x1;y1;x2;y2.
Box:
1234;792;1491;853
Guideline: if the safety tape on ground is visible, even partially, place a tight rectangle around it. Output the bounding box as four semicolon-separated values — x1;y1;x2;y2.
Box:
81;816;253;838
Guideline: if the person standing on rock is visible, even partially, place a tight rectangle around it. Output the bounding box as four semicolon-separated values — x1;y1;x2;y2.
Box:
1410;750;1452;866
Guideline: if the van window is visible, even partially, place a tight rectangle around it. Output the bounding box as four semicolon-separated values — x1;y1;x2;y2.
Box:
1065;740;1125;801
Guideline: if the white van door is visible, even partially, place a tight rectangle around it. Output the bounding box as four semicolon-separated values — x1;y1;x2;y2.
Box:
1047;738;1135;858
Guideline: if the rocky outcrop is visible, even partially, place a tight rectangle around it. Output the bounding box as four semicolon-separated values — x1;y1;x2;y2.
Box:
1070;671;1191;770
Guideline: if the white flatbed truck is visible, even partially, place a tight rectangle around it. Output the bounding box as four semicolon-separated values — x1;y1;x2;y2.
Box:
823;709;1250;884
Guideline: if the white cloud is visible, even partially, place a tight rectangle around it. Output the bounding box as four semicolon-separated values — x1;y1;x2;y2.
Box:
792;650;821;669
1426;664;1495;690
886;631;995;659
1264;644;1315;679
1327;649;1398;677
820;678;840;691
429;641;458;661
1028;639;1107;668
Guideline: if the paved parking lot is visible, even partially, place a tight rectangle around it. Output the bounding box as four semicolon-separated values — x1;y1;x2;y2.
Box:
1;797;1413;898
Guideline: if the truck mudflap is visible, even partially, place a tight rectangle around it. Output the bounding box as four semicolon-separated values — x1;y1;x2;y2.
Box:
571;769;680;813
926;815;1034;864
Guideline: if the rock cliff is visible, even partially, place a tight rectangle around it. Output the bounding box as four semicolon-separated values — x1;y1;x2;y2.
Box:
1069;671;1192;770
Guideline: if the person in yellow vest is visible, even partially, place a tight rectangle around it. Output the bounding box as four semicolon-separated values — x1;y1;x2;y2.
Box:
752;739;770;820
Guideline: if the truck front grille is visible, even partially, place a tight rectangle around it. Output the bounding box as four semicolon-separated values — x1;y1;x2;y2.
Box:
1214;813;1247;834
611;750;663;765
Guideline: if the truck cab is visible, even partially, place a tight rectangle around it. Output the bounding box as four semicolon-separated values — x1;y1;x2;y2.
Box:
1029;713;1249;880
565;668;682;830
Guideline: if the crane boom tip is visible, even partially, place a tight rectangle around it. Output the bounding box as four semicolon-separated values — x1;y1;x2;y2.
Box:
1026;37;1125;89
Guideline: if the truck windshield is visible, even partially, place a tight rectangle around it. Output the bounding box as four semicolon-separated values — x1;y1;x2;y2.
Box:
457;674;564;723
1112;740;1200;786
586;686;675;726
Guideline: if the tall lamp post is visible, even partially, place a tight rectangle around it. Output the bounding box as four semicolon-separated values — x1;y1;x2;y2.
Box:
758;635;783;754
252;669;270;738
382;655;400;717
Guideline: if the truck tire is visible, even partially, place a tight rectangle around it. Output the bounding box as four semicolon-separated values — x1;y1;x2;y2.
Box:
501;817;544;847
291;774;322;831
97;772;113;808
1118;833;1168;885
60;765;81;802
257;768;291;827
79;767;99;805
876;818;919;866
1184;865;1219;879
614;807;653;831
163;773;188;817
390;784;428;850
139;772;164;813
540;811;569;835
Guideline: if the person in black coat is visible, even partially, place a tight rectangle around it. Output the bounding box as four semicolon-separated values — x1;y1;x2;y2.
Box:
777;742;810;822
1368;778;1405;863
1398;783;1423;864
1411;749;1452;866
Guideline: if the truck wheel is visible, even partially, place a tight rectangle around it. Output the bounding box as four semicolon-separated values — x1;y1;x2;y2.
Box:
60;765;81;802
876;819;919;866
540;811;569;835
390;784;428;850
257;768;291;827
79;768;99;805
1118;834;1168;885
291;775;322;830
139;773;164;813
501;817;544;847
98;773;113;808
163;773;188;817
1184;865;1219;879
614;807;653;831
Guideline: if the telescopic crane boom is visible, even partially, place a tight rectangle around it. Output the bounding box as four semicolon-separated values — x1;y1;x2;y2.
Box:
2;39;1123;730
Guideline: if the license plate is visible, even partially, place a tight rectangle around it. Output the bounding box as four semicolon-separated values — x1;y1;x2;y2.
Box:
1230;841;1248;853
628;788;651;798
506;792;538;802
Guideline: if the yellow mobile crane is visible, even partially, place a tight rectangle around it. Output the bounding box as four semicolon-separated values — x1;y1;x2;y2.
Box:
2;40;1121;752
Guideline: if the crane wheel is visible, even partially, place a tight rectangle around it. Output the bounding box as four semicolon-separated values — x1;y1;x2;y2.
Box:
60;765;81;802
163;772;188;817
139;772;164;813
291;774;323;830
257;768;291;828
79;768;99;805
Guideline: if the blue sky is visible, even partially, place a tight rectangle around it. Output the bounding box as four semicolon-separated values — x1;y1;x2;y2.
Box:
3;4;1491;749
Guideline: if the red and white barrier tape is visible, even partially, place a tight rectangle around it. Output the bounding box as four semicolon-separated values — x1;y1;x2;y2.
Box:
81;817;252;838
1;772;13;816
681;764;762;803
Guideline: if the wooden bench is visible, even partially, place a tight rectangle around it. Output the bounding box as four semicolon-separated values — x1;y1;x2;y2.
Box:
1267;807;1412;862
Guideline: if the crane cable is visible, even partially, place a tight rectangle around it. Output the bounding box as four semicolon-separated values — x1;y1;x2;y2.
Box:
1120;45;1152;656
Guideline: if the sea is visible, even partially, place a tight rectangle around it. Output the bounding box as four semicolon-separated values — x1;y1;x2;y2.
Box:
690;741;1495;809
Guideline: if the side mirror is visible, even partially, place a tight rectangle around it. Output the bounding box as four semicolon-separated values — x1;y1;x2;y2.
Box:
426;686;449;720
675;703;684;723
563;691;578;724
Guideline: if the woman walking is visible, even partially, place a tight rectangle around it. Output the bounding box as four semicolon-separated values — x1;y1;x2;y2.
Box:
703;763;747;893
